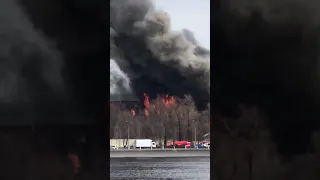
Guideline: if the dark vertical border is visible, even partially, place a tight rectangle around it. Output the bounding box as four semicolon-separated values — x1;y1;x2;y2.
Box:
0;0;111;179
106;2;112;177
211;0;221;179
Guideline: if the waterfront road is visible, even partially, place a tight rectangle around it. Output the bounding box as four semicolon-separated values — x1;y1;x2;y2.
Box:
110;148;210;158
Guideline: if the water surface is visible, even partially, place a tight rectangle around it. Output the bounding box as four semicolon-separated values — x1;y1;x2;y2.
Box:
110;157;210;180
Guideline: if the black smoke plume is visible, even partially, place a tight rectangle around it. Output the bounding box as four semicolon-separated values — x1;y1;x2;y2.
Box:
0;0;110;177
0;0;111;124
214;0;320;157
0;0;68;124
3;0;210;119
110;0;210;108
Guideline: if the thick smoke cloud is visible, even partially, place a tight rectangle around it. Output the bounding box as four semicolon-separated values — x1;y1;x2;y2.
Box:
110;0;210;108
22;0;111;124
3;0;210;123
214;0;320;157
0;0;68;124
0;0;111;175
0;0;111;124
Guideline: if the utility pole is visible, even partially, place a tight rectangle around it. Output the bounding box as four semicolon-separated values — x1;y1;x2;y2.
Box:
195;126;197;149
126;120;130;149
127;121;130;149
193;120;197;149
195;126;197;143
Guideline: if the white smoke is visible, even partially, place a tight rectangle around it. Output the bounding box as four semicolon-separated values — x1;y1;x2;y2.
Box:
110;58;131;94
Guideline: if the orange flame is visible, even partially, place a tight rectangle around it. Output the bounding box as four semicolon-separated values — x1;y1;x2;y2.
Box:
144;109;149;117
131;109;136;117
162;94;175;105
143;93;176;118
144;93;150;108
144;93;150;117
68;152;80;174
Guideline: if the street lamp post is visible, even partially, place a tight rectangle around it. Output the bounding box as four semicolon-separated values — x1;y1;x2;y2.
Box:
193;120;197;149
128;123;130;149
126;120;130;149
195;125;197;149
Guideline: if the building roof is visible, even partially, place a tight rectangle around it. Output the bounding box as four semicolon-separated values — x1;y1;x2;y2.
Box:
110;94;139;102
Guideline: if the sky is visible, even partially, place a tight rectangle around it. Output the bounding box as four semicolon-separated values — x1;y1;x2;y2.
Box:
155;0;210;49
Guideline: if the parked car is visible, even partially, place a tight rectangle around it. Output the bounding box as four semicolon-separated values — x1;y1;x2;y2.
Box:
195;143;205;148
166;141;191;148
203;143;210;148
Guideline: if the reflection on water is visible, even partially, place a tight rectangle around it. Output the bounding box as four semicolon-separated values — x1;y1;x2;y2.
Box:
110;157;210;180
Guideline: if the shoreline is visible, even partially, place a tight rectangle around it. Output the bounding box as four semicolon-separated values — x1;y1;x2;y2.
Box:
110;149;210;158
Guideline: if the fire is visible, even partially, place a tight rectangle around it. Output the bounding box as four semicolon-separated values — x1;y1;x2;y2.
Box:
143;93;175;117
131;109;136;117
68;152;80;174
144;93;150;108
162;94;175;105
144;93;150;117
144;109;149;116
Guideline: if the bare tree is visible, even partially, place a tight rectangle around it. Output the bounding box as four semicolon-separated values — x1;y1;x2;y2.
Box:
110;102;133;147
171;95;200;141
150;96;173;146
110;94;208;147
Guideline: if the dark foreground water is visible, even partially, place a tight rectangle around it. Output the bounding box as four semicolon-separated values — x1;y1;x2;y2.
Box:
110;157;210;180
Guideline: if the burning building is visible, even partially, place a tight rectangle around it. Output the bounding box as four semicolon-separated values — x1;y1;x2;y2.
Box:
110;0;210;110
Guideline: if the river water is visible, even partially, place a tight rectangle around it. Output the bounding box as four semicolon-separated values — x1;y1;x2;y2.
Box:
110;157;210;180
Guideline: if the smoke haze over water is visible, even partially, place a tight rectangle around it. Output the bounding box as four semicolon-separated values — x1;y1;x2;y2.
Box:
110;0;210;106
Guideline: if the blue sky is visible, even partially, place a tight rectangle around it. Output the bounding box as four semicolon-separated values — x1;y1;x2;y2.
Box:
155;0;210;49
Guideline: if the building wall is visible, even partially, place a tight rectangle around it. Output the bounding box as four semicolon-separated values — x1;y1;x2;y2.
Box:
110;139;136;148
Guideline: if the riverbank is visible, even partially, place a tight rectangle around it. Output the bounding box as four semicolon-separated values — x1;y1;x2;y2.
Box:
110;149;210;158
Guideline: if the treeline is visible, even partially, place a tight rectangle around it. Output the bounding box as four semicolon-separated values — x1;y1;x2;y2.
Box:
110;95;210;145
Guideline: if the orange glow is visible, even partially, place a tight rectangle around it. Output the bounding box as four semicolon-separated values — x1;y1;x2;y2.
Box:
162;94;175;105
68;152;80;174
144;109;149;117
143;93;176;117
144;93;150;108
144;93;150;117
131;109;136;117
